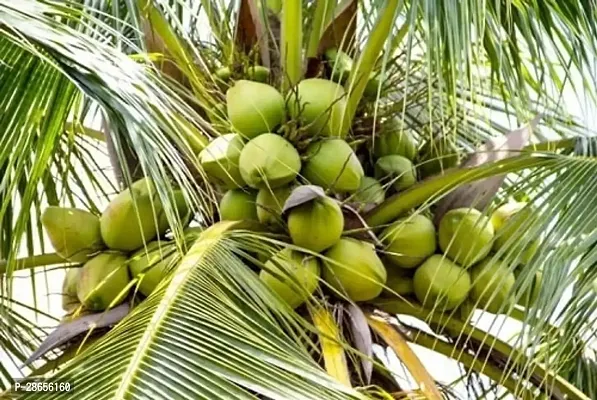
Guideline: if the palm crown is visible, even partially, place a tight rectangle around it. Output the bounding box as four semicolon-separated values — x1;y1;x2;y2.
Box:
0;0;596;399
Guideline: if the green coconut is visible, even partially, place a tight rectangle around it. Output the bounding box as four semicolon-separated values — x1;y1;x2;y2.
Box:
353;177;385;209
469;258;515;314
62;267;81;312
215;66;231;82
382;267;414;297
418;137;460;178
413;254;471;311
157;190;191;233
219;189;258;221
227;80;285;139
439;208;494;267
457;299;478;322
323;238;387;302
199;133;246;188
381;214;436;269
375;155;416;191
373;119;417;160
256;186;292;226
514;269;542;308
287;195;344;252
363;72;382;98
129;241;178;297
324;48;353;83
42;207;104;262
302;139;364;193
76;252;130;311
260;248;320;308
100;178;165;252
288;78;347;137
238;133;301;189
492;202;538;264
247;66;270;83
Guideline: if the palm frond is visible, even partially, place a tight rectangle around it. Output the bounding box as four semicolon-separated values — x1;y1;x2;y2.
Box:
1;0;596;398
20;227;364;400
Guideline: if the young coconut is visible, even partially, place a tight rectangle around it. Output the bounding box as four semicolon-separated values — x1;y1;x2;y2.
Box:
288;78;347;137
413;254;471;311
256;186;292;227
324;48;353;83
381;214;436;269
382;266;414;297
199;133;246;189
219;189;258;221
375;155;417;191
129;241;178;297
492;202;538;264
62;267;81;312
247;66;270;83
287;195;344;252
302;139;364;193
514;268;542;308
418;136;460;178
457;299;478;322
100;178;168;252
77;252;130;311
157;190;191;233
227;80;285;139
469;258;516;314
42;207;104;262
215;66;231;82
259;248;320;309
352;177;385;210
364;71;383;98
373;119;417;160
323;238;387;302
238;133;301;189
439;208;494;268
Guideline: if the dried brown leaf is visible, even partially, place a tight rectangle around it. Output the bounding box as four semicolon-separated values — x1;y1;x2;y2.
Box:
432;115;540;225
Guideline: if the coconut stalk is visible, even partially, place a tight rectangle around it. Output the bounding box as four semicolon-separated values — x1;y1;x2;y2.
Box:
306;0;337;59
365;153;559;228
343;0;402;132
281;0;303;91
373;299;588;400
0;253;71;275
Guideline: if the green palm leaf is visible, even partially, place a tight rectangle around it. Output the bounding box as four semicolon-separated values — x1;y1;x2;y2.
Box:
0;0;596;398
21;226;363;399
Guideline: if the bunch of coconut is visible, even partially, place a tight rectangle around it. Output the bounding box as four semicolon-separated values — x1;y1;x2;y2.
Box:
42;178;194;315
191;65;397;307
378;201;541;316
192;53;487;309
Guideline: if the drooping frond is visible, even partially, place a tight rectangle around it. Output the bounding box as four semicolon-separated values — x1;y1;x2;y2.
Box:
18;226;364;400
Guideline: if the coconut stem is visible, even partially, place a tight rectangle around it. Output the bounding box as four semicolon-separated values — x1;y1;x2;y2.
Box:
0;253;70;275
408;327;536;400
374;299;582;400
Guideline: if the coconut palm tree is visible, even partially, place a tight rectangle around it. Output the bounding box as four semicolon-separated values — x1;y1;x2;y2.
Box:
1;0;596;399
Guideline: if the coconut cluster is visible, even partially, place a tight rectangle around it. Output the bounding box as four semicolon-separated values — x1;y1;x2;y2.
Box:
43;178;194;314
379;202;542;314
193;60;542;313
194;69;403;308
50;56;542;319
